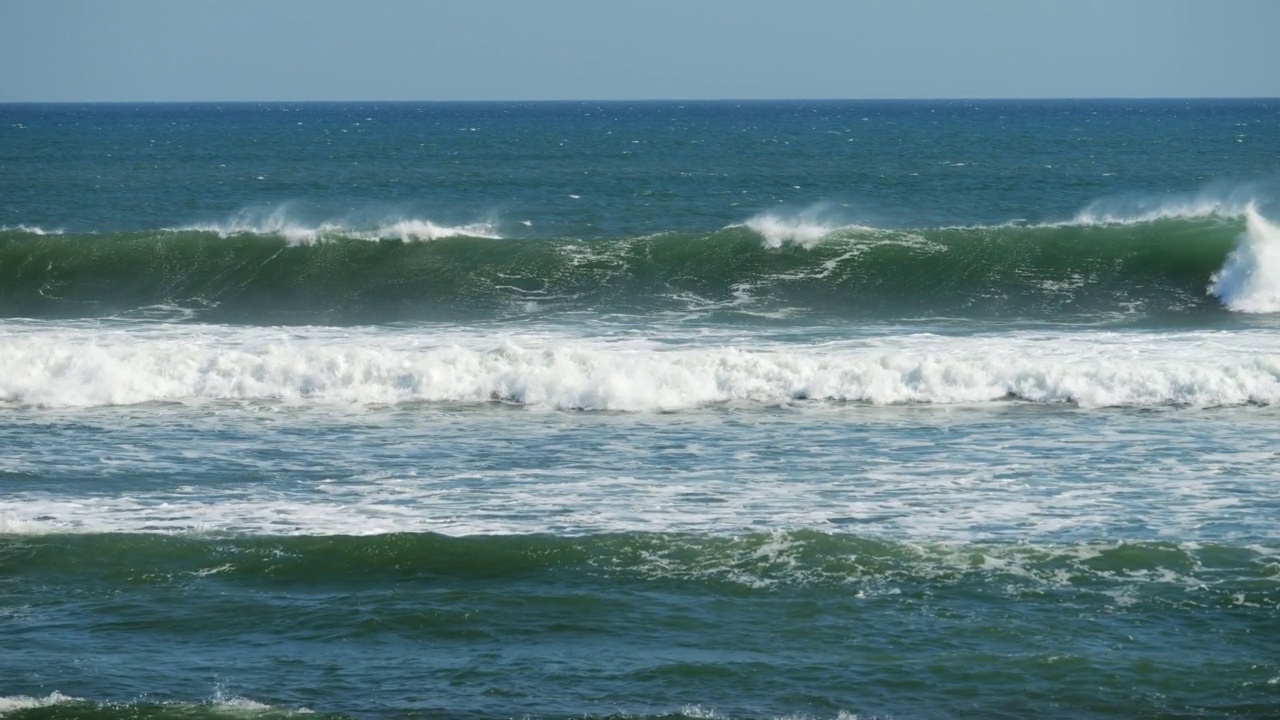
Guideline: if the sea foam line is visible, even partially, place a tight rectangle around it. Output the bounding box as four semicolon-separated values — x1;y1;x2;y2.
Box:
2;327;1280;410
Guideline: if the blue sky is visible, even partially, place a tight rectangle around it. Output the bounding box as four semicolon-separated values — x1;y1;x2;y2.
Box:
3;0;1279;101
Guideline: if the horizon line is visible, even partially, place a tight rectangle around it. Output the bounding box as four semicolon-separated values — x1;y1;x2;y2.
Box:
2;95;1278;105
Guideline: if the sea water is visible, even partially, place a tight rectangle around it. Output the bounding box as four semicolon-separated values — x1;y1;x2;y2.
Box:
1;100;1279;719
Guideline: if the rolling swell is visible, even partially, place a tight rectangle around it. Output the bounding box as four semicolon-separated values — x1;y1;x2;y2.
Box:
8;531;1278;602
7;532;1278;719
0;217;1251;324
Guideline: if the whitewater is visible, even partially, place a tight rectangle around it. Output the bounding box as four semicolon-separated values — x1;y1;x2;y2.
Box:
3;323;1280;410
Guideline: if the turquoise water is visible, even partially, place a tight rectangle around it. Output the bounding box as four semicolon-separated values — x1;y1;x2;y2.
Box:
2;100;1280;719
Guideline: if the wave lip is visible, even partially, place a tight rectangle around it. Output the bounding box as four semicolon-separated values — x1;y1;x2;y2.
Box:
177;218;502;244
742;215;848;248
736;206;879;248
373;219;500;241
1209;205;1280;313
1072;199;1249;226
1069;187;1265;226
176;206;501;244
0;225;63;236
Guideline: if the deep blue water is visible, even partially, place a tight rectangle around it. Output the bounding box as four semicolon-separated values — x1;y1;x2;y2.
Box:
4;99;1277;234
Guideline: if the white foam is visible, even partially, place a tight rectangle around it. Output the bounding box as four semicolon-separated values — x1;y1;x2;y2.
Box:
2;442;1275;540
736;206;880;248
1070;188;1259;226
374;219;500;241
1210;206;1280;313
208;687;289;713
616;532;1234;593
0;224;62;235
178;206;500;245
180;206;326;244
738;187;1272;243
680;705;724;719
3;323;1280;411
4;360;1279;541
741;213;855;248
0;691;311;717
0;692;79;714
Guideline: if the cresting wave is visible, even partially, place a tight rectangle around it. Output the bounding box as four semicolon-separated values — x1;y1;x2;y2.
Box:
176;207;502;244
3;326;1280;410
2;203;1279;323
1069;190;1261;226
1210;205;1280;312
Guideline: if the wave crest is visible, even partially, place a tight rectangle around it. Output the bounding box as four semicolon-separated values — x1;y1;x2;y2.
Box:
1070;186;1267;226
3;198;1278;322
740;212;866;248
178;206;501;244
0;224;62;236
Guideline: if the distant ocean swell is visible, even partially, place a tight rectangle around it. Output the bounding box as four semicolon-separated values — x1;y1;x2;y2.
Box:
4;327;1280;409
3;209;1279;322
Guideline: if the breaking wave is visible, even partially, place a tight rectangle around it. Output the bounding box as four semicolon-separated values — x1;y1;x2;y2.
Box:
1070;188;1260;226
738;209;875;248
0;221;1256;325
2;193;1279;324
174;206;501;244
1209;205;1280;312
3;326;1279;410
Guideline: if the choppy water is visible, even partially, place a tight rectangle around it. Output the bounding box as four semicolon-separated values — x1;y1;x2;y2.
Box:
2;100;1280;719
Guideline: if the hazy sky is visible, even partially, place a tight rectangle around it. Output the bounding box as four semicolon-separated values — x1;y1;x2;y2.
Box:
3;0;1279;101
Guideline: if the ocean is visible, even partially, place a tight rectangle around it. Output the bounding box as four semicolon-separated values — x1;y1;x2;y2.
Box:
1;99;1278;719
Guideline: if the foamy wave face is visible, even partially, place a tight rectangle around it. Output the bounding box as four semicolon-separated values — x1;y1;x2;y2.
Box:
3;324;1280;410
1210;206;1280;313
0;693;80;714
180;206;500;244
